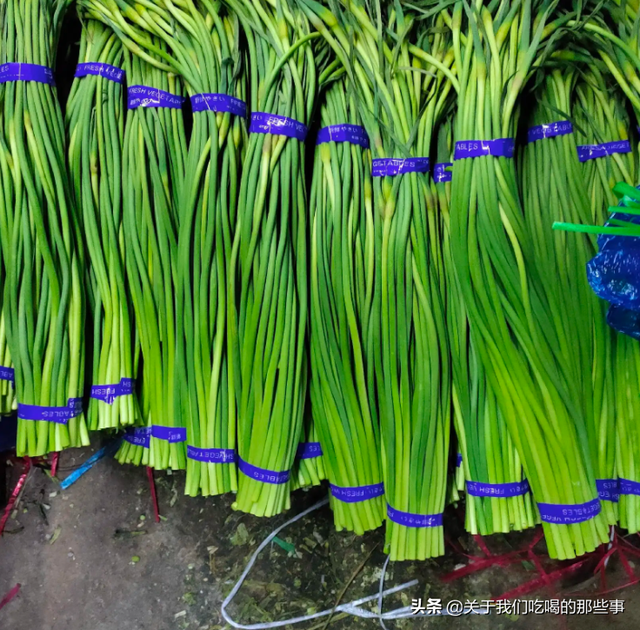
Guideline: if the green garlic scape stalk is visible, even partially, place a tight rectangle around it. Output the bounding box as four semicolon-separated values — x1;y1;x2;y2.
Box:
226;0;317;516
555;68;640;534
0;0;88;456
300;0;453;560
438;113;535;536
449;0;608;559
66;16;137;432
121;47;188;470
308;77;381;533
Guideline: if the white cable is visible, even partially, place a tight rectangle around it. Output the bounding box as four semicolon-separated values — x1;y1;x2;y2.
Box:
220;497;490;629
604;524;615;569
378;554;391;630
220;498;419;629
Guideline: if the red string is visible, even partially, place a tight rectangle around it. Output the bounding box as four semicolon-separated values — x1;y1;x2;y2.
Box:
0;458;31;536
443;524;615;601
146;466;160;523
472;534;492;557
583;530;640;596
0;583;20;611
495;557;593;600
50;452;59;478
442;527;545;583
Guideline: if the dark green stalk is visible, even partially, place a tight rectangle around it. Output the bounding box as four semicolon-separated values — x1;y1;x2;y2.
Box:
66;16;137;431
0;0;88;456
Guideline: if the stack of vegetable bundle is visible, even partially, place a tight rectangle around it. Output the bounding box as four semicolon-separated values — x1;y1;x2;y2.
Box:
521;67;624;527
308;77;382;533
437;116;535;536
139;0;248;497
120;48;188;471
448;0;608;559
302;0;453;560
0;0;89;457
226;0;316;517
66;16;137;432
556;64;640;533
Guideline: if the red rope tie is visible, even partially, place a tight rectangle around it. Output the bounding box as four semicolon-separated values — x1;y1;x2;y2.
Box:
50;452;59;478
0;583;21;611
589;530;640;595
495;557;592;600
442;527;545;583
0;457;32;536
146;466;160;523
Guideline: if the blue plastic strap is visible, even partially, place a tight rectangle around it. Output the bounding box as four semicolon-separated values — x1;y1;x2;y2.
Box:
249;112;308;141
466;479;530;498
386;504;443;528
434;162;452;183
237;456;290;485
454;139;514;160
316;124;369;148
75;62;124;83
190;93;247;117
372;158;429;177
90;378;134;404
527;120;573;143
18;398;83;425
296;442;323;460
127;85;185;110
619;478;640;497
537;498;601;524
330;482;384;503
187;446;236;463
0;366;14;384
124;427;151;449
151;425;186;443
577;140;631;162
0;63;55;86
596;479;620;503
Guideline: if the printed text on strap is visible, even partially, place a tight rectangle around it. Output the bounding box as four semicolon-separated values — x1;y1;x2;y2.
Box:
296;442;323;460
75;62;124;84
577;140;631;162
386;504;443;528
237;456;290;485
466;479;530;498
372;157;429;177
187;446;236;463
0;63;55;86
537;497;601;524
90;378;134;405
316;124;369;148
330;482;384;504
597;478;620;502
190;93;247;117
124;427;151;448
434;162;452;183
249;112;308;141
151;425;187;443
454;138;514;160
527;120;573;143
128;85;185;110
18;398;83;425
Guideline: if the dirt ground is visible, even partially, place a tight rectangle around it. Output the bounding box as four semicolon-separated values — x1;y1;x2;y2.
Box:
1;437;638;630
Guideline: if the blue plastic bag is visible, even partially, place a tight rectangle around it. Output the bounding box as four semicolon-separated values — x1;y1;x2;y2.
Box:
607;304;640;339
587;192;640;336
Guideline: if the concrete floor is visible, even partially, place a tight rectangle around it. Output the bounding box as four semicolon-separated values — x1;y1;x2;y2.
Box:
1;439;638;629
